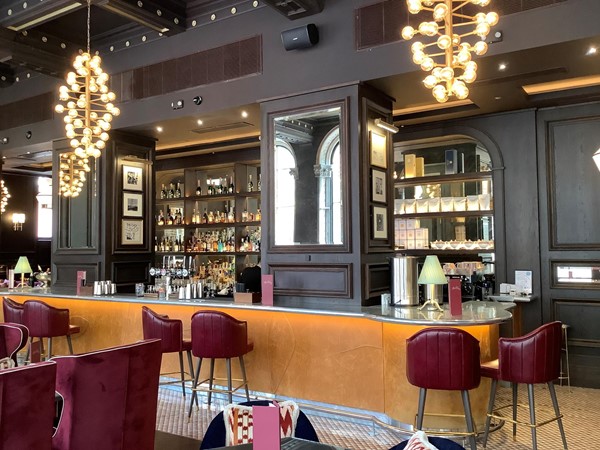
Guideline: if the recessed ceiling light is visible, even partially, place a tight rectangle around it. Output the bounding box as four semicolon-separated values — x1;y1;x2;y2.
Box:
587;46;598;56
498;63;507;71
210;14;216;21
231;7;237;14
253;1;259;7
241;111;248;118
494;96;502;100
197;119;203;126
156;126;163;132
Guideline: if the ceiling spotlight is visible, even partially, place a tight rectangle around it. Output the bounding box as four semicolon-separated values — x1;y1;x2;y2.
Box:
25;131;32;139
587;46;598;56
171;99;184;110
498;63;507;71
241;110;248;118
193;95;203;105
1;137;8;144
156;126;163;133
197;119;203;126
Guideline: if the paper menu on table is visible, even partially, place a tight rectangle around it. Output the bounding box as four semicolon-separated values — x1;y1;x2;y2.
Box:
515;270;532;295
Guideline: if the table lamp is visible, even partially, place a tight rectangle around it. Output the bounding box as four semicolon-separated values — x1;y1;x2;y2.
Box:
418;255;447;312
14;256;32;289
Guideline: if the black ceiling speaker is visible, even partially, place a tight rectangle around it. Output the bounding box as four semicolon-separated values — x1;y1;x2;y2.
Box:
281;24;319;51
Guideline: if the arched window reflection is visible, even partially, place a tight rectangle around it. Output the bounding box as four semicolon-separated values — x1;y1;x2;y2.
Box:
274;139;297;245
316;126;342;244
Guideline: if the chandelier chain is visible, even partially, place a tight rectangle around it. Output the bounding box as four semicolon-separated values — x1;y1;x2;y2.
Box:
87;0;91;54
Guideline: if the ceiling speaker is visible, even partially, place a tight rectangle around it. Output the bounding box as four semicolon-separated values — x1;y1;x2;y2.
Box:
281;24;319;51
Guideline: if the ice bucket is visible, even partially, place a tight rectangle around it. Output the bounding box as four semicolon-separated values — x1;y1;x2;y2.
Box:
391;255;419;306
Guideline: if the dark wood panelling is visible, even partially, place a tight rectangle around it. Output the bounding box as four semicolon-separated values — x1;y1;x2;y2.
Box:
53;262;101;288
364;262;391;298
0;92;53;129
113;260;151;285
547;115;600;249
553;299;600;348
114;36;262;102
270;263;352;298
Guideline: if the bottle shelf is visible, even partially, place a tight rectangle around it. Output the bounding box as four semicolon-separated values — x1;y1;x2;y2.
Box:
155;251;259;256
394;172;492;187
156;198;185;204
185;193;237;201
156;221;260;229
394;211;493;219
397;249;494;255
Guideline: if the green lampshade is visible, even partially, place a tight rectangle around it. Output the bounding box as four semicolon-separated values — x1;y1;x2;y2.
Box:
14;256;32;275
417;255;447;285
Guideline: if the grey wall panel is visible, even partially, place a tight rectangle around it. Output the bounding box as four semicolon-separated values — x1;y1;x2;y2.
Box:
547;116;600;248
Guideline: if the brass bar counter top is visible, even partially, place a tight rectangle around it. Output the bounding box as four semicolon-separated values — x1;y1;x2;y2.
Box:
2;289;511;431
3;287;512;326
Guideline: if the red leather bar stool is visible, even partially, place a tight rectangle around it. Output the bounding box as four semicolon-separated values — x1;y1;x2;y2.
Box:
481;321;568;450
141;306;194;397
0;322;29;367
188;310;253;417
2;296;25;324
23;300;80;360
406;327;481;450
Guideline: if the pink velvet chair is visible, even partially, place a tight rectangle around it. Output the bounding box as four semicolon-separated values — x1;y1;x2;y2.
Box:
406;327;481;450
141;306;194;397
188;310;253;417
51;339;162;450
2;297;24;324
0;322;29;366
0;360;57;450
23;300;80;359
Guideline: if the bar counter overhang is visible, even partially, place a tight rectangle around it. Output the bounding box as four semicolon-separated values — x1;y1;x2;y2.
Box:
3;290;511;430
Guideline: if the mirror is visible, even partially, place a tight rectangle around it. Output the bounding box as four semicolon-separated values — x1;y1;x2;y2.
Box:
272;104;346;247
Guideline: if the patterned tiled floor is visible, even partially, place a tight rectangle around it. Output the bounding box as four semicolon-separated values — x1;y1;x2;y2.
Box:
156;383;597;449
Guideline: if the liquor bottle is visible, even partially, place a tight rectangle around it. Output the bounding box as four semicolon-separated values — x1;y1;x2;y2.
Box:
202;208;208;224
207;211;214;224
168;183;175;199
160;184;166;199
154;236;158;252
166;206;173;225
194;205;200;225
191;209;197;224
258;174;261;191
175;182;182;198
157;210;165;226
242;208;248;222
227;203;235;223
207;180;213;196
229;175;235;194
247;174;254;192
196;179;202;196
256;208;261;222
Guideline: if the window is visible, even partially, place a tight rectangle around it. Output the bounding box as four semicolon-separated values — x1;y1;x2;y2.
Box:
37;177;52;239
274;140;297;245
316;126;342;244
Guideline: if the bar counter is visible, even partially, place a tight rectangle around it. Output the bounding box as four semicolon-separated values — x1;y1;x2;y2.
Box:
3;288;512;430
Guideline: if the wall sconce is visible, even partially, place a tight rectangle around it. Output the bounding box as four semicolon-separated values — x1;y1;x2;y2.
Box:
594;148;600;172
12;213;25;231
375;118;399;134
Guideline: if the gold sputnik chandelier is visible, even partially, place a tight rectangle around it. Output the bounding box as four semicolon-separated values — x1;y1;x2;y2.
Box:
402;0;499;103
0;180;10;212
59;153;90;198
54;0;119;197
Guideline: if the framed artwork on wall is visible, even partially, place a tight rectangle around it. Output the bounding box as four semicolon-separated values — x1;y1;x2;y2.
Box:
371;169;386;203
123;192;143;217
370;131;387;169
121;219;144;245
123;164;143;191
372;206;388;239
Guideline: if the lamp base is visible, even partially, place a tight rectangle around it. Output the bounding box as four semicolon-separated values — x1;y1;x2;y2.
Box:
419;299;443;312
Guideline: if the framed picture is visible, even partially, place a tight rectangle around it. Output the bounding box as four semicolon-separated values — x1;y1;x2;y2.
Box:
123;192;143;217
370;130;387;169
371;169;386;203
121;219;144;245
123;164;143;191
372;206;388;239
